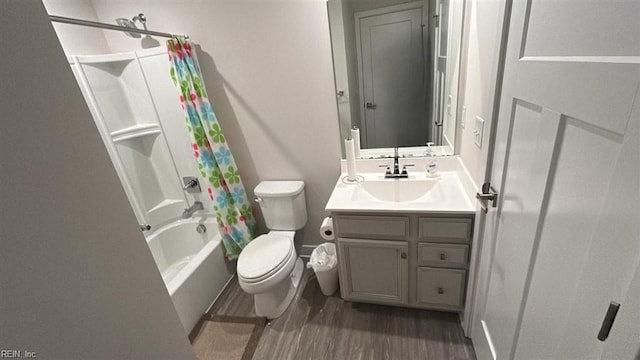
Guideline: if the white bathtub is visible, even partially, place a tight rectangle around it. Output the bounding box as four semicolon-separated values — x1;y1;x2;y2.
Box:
147;217;233;334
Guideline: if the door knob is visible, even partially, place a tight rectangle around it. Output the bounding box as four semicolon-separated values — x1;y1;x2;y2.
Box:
476;182;498;213
365;102;377;109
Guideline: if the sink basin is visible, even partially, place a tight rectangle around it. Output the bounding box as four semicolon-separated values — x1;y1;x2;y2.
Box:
360;179;438;202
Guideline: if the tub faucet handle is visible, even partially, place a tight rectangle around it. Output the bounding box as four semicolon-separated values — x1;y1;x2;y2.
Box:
140;224;151;231
183;176;201;193
182;201;204;218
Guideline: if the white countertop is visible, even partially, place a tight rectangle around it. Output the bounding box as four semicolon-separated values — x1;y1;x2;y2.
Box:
325;156;477;214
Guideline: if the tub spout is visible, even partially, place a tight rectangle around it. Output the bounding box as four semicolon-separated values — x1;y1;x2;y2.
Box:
182;201;204;218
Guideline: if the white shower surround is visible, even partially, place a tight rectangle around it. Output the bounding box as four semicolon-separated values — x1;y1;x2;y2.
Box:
68;47;232;335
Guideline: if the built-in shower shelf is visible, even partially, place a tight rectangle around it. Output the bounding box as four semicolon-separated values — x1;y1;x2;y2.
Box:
75;52;136;64
111;124;161;143
148;199;185;214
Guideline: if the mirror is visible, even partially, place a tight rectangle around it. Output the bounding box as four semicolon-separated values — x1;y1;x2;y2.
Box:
328;0;464;157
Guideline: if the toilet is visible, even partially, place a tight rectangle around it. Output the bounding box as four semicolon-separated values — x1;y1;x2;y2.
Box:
237;181;307;319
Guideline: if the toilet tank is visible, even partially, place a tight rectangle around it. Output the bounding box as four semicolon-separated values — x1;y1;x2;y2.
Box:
254;181;307;230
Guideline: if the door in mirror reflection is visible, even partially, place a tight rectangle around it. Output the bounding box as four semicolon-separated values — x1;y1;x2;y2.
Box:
356;5;426;148
432;0;449;146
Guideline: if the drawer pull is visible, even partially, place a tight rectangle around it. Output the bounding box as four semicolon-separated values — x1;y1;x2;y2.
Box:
439;253;447;260
437;287;444;294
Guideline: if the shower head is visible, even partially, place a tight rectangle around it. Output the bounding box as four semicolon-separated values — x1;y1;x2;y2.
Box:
115;18;142;38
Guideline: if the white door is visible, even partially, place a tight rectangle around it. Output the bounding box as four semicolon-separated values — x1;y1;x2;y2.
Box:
471;0;640;359
356;3;425;148
432;0;449;146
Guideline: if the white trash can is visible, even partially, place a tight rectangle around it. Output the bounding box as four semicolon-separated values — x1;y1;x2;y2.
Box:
307;243;339;296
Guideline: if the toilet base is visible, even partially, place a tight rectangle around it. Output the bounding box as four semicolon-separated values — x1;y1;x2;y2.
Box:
254;257;303;319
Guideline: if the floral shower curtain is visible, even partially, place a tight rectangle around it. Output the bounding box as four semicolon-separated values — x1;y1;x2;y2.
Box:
167;37;255;260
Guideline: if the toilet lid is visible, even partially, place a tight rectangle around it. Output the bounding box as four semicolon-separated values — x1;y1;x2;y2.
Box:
237;234;292;280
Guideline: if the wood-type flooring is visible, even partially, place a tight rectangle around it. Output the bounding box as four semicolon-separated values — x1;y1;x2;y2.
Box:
208;269;476;360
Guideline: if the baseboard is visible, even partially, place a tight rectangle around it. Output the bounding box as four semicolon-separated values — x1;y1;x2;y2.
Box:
300;244;318;257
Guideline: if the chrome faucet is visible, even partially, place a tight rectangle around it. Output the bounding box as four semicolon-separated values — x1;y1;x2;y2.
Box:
182;201;204;218
382;147;413;179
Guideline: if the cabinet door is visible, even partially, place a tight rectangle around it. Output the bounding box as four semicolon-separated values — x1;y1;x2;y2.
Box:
338;238;408;305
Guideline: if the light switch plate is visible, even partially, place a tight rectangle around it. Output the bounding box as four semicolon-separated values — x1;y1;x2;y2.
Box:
474;116;484;148
461;105;467;128
447;95;453;116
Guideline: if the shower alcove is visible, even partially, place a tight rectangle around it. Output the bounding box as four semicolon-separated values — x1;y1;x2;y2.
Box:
69;47;231;334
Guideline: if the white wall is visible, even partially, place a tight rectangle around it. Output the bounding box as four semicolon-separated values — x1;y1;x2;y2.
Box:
456;0;505;187
43;0;110;54
0;1;196;358
45;0;343;255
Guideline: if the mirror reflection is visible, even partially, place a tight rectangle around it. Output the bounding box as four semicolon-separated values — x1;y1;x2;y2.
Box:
328;0;464;156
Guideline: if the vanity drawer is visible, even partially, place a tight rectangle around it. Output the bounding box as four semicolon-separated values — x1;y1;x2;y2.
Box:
417;267;466;309
418;217;472;243
418;243;468;269
335;215;409;240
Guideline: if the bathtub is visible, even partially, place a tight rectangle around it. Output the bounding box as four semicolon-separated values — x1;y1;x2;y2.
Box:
146;217;234;334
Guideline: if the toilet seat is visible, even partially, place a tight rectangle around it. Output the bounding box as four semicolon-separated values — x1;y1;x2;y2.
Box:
237;233;293;283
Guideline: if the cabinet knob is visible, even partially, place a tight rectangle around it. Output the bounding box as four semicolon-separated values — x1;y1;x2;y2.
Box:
437;287;444;294
439;253;446;260
401;252;407;259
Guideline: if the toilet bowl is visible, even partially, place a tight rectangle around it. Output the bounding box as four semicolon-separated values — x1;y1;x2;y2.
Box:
237;231;304;318
237;181;307;319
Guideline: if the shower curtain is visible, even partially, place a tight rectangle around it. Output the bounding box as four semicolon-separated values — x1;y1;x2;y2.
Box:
167;37;255;260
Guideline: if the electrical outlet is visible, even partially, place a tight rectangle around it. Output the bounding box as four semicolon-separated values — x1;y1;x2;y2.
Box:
461;105;467;128
474;116;484;148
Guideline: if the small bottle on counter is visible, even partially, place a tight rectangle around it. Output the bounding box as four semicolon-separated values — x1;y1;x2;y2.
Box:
425;142;438;177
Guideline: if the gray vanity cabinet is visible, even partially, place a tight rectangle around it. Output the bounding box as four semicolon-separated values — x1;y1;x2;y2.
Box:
333;213;473;312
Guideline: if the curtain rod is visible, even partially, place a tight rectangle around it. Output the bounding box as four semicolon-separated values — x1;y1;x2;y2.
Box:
49;15;182;39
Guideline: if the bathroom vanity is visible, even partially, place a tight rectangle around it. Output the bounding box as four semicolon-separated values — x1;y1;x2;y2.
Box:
325;157;476;312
